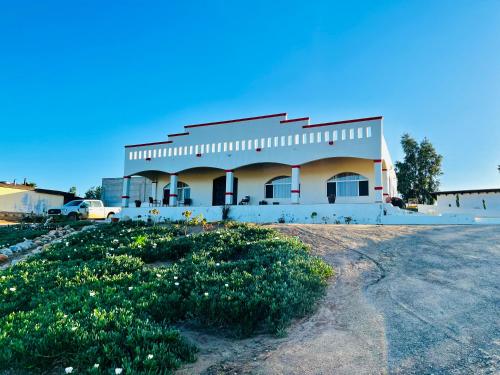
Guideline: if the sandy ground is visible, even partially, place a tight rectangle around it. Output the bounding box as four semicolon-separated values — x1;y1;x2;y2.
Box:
176;224;500;375
0;220;18;226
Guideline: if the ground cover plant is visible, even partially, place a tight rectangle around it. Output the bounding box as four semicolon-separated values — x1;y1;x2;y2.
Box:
0;221;333;374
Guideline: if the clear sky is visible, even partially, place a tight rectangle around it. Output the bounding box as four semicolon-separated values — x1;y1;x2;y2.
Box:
1;0;499;195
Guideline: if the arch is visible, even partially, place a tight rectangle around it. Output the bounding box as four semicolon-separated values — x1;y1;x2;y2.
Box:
265;176;292;199
327;172;369;197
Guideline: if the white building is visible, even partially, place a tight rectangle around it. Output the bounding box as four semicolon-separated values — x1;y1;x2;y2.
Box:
120;112;398;223
427;188;500;217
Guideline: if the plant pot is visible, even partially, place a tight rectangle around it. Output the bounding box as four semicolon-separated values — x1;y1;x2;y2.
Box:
134;201;142;208
328;195;336;204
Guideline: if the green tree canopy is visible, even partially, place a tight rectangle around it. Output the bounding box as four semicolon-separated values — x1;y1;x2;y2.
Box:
395;134;443;204
68;186;77;195
84;186;102;199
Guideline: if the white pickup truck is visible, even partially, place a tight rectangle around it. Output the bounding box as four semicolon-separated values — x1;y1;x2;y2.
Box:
48;200;121;220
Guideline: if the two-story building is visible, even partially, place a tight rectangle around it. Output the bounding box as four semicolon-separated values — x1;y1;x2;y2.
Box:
120;112;398;223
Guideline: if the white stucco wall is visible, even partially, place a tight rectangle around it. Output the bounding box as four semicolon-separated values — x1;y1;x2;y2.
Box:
0;187;64;214
427;191;500;217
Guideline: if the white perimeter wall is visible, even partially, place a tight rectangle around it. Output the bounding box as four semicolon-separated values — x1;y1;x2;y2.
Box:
0;187;64;214
419;192;500;217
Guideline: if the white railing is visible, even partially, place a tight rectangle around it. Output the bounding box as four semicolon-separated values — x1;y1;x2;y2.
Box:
127;125;373;161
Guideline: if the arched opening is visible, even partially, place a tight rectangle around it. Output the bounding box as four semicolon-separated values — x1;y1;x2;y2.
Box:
212;176;238;206
327;172;369;197
163;181;191;205
265;176;292;199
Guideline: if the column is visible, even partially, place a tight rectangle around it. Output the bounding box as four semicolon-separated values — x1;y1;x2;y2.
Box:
151;179;158;204
225;170;234;205
382;167;389;200
291;165;300;204
373;160;383;203
169;174;178;206
121;176;131;207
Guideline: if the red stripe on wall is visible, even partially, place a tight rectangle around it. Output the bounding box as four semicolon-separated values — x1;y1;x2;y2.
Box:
185;113;287;128
125;140;173;148
121;196;130;199
280;117;309;123
302;116;383;129
374;186;383;190
291;189;300;193
225;192;234;195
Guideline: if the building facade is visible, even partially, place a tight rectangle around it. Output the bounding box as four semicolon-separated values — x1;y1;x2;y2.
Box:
121;113;397;212
102;177;152;207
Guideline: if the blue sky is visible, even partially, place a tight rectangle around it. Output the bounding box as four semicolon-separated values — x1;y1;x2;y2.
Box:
1;0;499;195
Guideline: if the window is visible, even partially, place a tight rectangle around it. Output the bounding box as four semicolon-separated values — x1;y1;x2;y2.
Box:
189;146;193;155
164;181;191;203
366;126;372;138
324;131;330;142
357;127;363;138
129;152;133;160
309;133;315;143
274;136;279;147
341;129;346;140
333;130;338;141
326;173;369;197
294;134;300;145
265;176;292;199
349;129;354;139
317;132;321;142
302;133;308;144
229;142;233;151
235;141;240;151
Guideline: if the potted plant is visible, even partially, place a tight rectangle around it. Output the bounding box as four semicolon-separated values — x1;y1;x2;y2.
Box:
134;200;142;208
328;194;336;204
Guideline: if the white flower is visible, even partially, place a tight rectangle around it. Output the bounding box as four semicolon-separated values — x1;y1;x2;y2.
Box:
215;263;220;266
128;286;133;290
65;242;69;246
147;354;154;359
89;291;96;297
225;283;229;287
93;363;99;368
63;314;68;318
152;243;157;249
65;367;73;373
9;287;16;292
115;368;123;374
156;274;161;278
204;292;209;297
173;276;178;280
174;282;179;286
71;326;78;331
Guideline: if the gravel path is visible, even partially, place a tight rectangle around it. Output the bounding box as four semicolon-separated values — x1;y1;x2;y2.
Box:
178;224;500;375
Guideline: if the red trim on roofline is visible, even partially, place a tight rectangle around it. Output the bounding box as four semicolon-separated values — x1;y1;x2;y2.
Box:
302;116;383;129
184;113;287;129
280;117;309;123
168;132;189;137
125;140;173;148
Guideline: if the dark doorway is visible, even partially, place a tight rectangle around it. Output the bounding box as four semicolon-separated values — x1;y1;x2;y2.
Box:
163;189;170;206
212;176;238;205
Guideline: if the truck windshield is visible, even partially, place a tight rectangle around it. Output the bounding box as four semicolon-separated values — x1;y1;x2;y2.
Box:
64;200;83;207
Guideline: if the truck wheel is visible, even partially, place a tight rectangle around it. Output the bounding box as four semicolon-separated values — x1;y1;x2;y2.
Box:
107;212;114;219
68;212;78;221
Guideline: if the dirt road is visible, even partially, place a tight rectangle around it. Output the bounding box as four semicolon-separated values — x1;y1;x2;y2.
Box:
178;225;500;375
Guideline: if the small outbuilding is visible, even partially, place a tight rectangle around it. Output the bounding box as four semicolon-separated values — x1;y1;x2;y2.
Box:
430;188;500;217
0;182;77;220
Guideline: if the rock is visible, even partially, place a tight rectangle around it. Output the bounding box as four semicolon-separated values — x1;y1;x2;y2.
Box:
0;254;8;263
43;244;51;250
64;225;71;230
17;240;34;251
9;245;21;253
82;225;97;232
0;248;13;256
48;230;57;236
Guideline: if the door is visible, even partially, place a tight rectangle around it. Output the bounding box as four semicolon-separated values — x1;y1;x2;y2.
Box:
163;189;170;206
212;176;238;206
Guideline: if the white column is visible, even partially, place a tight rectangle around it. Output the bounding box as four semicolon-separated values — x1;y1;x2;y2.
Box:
121;176;131;207
151;179;158;204
169;174;178;206
225;170;234;205
382;168;389;201
291;165;300;204
374;160;383;203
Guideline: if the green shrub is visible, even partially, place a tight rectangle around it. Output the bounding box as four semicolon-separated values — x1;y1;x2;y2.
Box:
0;221;333;373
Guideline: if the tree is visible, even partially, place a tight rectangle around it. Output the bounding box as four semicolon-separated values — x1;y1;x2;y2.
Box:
84;186;102;200
68;186;77;195
395;134;443;204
